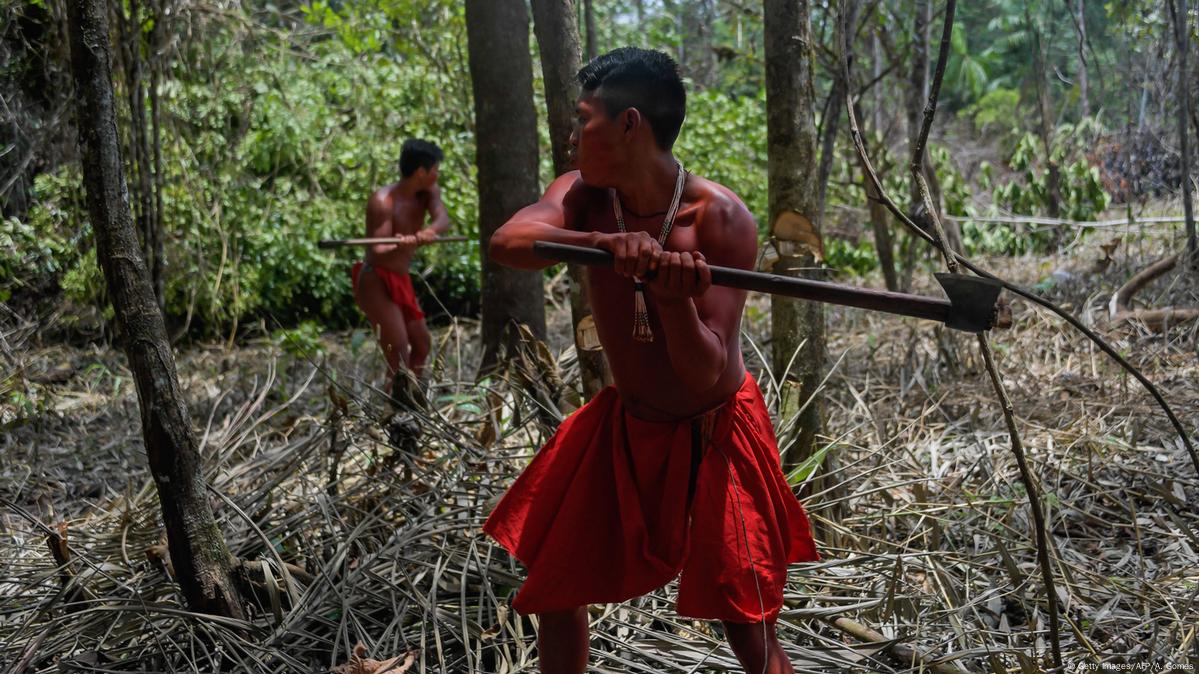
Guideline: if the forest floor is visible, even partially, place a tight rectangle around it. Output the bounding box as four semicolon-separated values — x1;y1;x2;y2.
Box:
2;226;1198;673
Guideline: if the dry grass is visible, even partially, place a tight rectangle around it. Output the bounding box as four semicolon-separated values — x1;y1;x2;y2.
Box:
1;233;1197;673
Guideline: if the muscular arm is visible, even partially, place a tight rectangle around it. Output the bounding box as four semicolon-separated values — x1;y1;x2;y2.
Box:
364;191;416;263
650;196;756;392
423;185;451;236
489;171;603;269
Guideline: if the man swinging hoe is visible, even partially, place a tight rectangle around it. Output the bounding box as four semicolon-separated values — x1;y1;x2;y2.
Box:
351;139;449;397
484;47;819;674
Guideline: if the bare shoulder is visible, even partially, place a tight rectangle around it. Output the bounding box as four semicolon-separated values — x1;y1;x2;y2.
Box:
687;175;758;265
555;171;604;229
367;185;394;213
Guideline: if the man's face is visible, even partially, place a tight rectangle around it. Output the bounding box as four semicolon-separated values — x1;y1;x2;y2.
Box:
570;92;626;187
416;163;440;190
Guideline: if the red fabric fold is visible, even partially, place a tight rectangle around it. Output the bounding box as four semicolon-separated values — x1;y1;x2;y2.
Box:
483;374;818;623
351;262;424;321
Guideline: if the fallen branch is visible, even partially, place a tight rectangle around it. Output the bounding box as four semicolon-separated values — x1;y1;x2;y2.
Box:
840;17;1199;482
825;616;972;674
943;214;1192;229
1109;253;1199;330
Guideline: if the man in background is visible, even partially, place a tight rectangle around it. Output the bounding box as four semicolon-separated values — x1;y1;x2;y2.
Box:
352;139;449;395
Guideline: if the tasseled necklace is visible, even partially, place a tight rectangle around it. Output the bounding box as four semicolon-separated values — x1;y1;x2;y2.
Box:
609;162;686;343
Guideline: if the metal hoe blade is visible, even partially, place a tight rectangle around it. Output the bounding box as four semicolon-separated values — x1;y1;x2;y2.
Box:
935;273;1003;333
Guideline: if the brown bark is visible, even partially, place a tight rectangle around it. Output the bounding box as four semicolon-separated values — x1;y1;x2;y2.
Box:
906;0;928;218
65;0;243;618
1109;253;1199;330
582;0;597;61
1028;7;1063;221
1173;0;1197;260
765;0;825;473
679;0;717;88
1075;0;1089;118
148;0;165;304
466;0;548;373
905;0;961;254
854;100;898;291
115;0;162;307
815;0;854;227
530;0;612;400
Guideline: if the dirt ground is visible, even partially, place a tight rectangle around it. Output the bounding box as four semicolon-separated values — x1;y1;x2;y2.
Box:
2;226;1197;672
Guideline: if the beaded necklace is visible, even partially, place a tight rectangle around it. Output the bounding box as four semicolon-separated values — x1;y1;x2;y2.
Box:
609;161;685;343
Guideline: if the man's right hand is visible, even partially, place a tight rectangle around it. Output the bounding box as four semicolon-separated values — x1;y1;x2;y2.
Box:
392;235;419;250
594;231;663;279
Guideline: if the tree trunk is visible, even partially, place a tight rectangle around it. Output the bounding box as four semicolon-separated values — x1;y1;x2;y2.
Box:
1028;8;1063;220
1175;0;1198;262
147;0;165;306
905;0;962;253
854;100;899;291
907;0;929;221
1076;0;1089;119
116;0;162;308
816;0;857;227
582;0;598;61
65;0;243;619
679;0;717;89
764;0;825;474
466;0;548;372
531;0;613;400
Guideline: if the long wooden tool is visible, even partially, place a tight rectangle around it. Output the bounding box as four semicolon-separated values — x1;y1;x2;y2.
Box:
318;235;470;249
533;241;1003;333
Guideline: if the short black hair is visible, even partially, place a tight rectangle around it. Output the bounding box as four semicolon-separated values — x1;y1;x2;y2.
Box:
577;47;686;150
399;139;444;177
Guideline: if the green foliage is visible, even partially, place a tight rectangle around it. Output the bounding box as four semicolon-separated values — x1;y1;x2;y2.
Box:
825;238;878;276
0;168;89;303
675;89;768;229
992;126;1110;222
966;88;1021;136
10;3;482;335
272;320;327;358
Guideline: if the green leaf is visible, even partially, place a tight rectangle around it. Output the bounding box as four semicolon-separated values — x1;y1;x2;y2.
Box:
786;444;834;486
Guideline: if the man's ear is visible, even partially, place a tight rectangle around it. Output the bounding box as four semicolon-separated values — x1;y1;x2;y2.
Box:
621;107;642;138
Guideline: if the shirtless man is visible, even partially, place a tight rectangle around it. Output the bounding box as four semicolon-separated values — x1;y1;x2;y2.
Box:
352;139;449;386
483;48;817;674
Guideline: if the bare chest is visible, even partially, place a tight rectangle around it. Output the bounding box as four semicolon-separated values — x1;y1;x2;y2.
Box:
388;195;427;235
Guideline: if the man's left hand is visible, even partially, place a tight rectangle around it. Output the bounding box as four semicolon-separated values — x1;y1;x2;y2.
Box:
647;251;711;301
415;228;438;244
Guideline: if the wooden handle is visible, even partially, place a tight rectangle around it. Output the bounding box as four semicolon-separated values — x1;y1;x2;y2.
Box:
318;235;470;249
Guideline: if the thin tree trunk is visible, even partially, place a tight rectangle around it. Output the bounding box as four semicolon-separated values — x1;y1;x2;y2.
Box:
582;0;597;61
855;100;898;291
904;0;962;254
907;0;929;221
765;0;825;474
1028;7;1063;220
531;0;613;400
1174;0;1198;261
817;0;856;241
117;0;161;308
679;0;717;88
466;0;547;372
65;0;243;619
148;0;165;306
1076;0;1089;118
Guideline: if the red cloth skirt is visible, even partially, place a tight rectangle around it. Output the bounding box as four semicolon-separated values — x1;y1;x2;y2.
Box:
351;262;425;322
483;374;818;623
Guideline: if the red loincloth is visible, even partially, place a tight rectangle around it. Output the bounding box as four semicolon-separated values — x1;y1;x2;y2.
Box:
483;374;818;623
351;262;425;322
